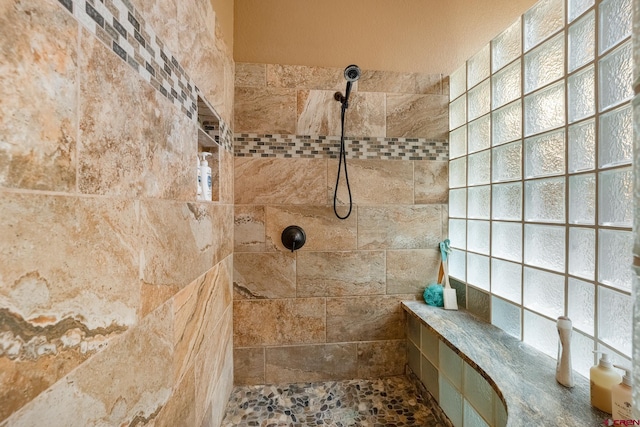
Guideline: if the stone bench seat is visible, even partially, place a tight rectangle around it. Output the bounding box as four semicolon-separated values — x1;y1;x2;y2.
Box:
403;301;609;427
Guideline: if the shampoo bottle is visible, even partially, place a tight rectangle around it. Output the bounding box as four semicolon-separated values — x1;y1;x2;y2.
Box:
197;156;203;200
199;152;213;201
555;316;574;387
611;365;632;420
590;352;622;413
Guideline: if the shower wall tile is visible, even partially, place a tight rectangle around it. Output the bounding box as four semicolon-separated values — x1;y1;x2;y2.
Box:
359;70;444;94
134;0;224;121
4;302;174;426
79;31;196;200
297;90;386;137
357;340;407;378
139;200;224;289
234;86;297;134
267;64;345;90
218;148;235;204
173;258;232;385
0;0;78;192
210;204;234;265
233;252;296;299
234;205;266;252
358;205;443;249
2;0;235;422
265;344;358;383
141;281;180;319
386;249;441;297
233;298;326;347
132;0;179;57
265;205;358;251
201;354;234;427
297;89;343;135
0;192;140;420
386;94;449;140
329;159;414;205
415;161;449;204
297;251;386;297
235;63;267;87
343;91;387;137
155;365;196;427
235;157;327;205
195;307;234;425
233;347;266;386
59;0;202;122
326;295;411;342
178;2;233;121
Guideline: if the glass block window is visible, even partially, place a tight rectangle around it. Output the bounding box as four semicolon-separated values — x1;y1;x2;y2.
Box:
447;0;632;369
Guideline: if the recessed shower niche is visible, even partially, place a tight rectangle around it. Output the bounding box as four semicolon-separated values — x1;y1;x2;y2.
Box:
197;94;221;202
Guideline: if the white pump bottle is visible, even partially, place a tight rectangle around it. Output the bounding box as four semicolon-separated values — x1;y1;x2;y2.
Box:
196;156;203;200
199;152;213;201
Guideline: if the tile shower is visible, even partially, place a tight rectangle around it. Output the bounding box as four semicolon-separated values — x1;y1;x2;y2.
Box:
447;0;634;378
1;0;639;425
232;63;450;385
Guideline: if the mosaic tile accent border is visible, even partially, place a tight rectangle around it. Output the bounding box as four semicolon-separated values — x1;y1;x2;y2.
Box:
219;116;234;152
234;134;449;161
55;0;233;152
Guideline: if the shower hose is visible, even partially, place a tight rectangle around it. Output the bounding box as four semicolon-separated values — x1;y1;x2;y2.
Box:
333;102;352;220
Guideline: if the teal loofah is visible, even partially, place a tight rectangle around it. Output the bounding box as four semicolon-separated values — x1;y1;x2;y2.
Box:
423;284;444;307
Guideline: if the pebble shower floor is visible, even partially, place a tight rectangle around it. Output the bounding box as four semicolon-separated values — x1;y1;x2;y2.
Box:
221;376;451;427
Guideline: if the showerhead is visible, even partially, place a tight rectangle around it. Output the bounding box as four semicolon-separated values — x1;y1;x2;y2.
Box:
335;65;361;109
344;64;361;82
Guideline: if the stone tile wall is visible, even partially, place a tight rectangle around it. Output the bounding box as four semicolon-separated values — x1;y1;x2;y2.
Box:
0;0;234;425
233;63;449;385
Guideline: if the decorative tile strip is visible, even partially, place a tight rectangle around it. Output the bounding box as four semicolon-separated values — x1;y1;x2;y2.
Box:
234;134;449;161
55;0;234;153
219;120;234;152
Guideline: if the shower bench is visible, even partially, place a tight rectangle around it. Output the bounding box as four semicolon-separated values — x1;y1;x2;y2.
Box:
403;301;609;427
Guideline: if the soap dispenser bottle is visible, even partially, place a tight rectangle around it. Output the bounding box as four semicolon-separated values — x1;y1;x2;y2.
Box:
590;352;622;413
611;365;632;420
197;155;203;200
198;152;213;201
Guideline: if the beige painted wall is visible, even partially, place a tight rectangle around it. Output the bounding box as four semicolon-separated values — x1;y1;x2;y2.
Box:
234;0;537;74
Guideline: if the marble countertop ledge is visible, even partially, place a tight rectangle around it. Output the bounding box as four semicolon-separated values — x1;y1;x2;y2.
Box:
402;301;609;427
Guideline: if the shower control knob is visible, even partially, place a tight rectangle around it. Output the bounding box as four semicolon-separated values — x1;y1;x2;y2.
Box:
281;226;306;252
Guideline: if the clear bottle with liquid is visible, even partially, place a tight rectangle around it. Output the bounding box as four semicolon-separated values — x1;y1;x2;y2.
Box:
590;352;622;413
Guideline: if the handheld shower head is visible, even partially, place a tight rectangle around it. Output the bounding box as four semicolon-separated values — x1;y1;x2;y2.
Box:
335;64;361;109
333;65;362;220
344;64;361;82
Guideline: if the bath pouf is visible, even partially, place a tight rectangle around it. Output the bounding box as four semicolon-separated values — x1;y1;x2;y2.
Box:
423;284;444;307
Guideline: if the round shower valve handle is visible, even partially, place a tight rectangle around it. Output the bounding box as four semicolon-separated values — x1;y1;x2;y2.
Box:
281;225;306;252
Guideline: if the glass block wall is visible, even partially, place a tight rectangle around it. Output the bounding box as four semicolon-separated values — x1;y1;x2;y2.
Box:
448;0;633;377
